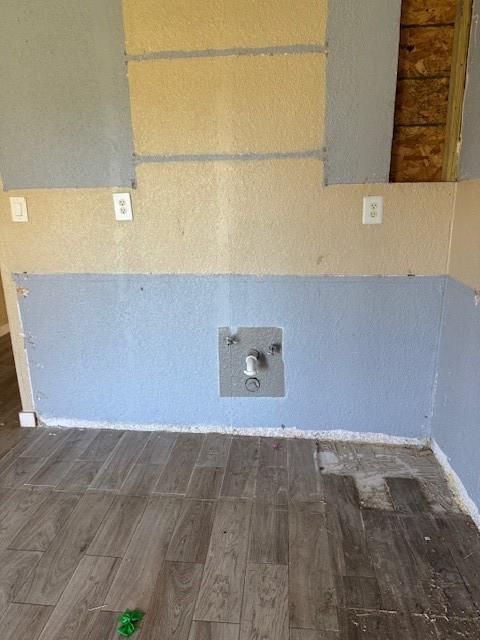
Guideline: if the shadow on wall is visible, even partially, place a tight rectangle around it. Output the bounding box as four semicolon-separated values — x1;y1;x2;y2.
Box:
0;275;9;333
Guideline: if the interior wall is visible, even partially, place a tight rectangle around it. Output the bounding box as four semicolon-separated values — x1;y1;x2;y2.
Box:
0;0;456;435
432;180;480;508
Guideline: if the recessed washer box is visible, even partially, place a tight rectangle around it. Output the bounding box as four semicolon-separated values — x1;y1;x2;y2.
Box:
218;327;285;398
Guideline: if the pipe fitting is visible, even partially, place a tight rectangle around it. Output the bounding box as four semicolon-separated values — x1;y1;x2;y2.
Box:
244;350;259;377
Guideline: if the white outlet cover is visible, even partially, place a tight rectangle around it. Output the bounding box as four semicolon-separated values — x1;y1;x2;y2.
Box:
10;197;29;222
363;196;383;224
113;192;133;221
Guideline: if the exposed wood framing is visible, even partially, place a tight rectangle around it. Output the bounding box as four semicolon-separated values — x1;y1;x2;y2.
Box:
442;0;473;181
391;125;445;182
391;0;472;182
401;0;457;25
398;26;454;78
395;78;450;125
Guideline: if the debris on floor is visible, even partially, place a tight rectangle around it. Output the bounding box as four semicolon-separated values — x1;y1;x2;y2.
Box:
117;609;144;637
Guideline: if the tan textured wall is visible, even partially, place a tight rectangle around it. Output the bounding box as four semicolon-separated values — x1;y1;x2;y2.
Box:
448;180;480;289
0;168;453;277
123;0;327;53
130;55;325;156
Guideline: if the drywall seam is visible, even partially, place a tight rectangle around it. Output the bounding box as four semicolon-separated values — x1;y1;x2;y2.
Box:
426;275;448;438
134;149;326;164
446;182;459;276
325;0;401;184
38;418;425;447
126;44;326;61
427;185;458;433
0;324;9;338
431;439;480;529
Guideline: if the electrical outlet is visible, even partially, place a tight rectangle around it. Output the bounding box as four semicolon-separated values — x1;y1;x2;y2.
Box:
363;196;383;224
113;193;133;221
10;197;29;222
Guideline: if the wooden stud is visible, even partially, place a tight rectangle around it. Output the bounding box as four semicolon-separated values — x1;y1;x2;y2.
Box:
443;0;473;180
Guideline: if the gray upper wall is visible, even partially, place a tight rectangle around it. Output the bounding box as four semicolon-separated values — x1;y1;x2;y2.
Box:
325;0;401;185
460;0;480;180
0;0;134;190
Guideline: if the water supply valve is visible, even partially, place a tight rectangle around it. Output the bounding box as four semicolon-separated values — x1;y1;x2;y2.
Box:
244;350;260;377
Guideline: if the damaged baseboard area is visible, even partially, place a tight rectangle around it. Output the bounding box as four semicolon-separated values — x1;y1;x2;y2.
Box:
0;324;9;338
40;417;426;447
37;418;480;525
431;439;480;530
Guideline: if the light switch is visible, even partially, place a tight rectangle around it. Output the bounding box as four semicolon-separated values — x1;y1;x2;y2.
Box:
10;197;29;222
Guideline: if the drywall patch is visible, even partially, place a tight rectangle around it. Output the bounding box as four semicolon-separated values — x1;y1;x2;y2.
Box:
460;0;480;179
218;327;285;397
0;0;134;189
325;0;401;184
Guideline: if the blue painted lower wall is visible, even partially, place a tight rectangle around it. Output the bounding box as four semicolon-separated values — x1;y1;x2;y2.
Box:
432;277;480;508
15;274;445;437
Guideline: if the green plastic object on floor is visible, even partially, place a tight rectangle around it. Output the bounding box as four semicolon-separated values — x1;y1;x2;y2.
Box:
116;609;145;637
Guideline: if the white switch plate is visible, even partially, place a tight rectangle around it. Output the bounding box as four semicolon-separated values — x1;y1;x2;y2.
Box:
363;196;383;224
113;193;133;221
10;197;29;222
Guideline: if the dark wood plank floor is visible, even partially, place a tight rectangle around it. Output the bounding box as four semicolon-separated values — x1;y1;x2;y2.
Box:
0;425;477;639
0;333;21;429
